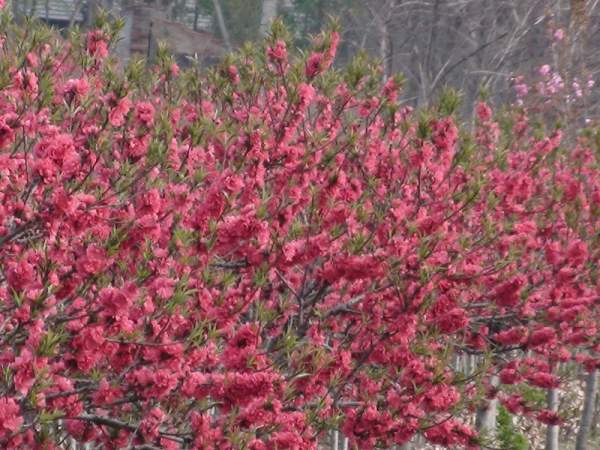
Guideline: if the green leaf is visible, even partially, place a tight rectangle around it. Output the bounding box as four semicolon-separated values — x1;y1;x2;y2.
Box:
37;330;67;357
496;405;529;450
437;87;463;116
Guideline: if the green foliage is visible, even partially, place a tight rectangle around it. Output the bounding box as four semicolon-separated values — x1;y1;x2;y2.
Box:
437;87;463;116
496;405;529;450
519;384;547;408
37;330;67;357
417;111;432;140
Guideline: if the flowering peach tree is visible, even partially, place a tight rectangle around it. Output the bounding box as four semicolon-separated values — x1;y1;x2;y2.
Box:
0;8;598;450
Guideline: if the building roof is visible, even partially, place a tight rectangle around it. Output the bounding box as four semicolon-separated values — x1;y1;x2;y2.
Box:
17;0;213;30
19;0;86;23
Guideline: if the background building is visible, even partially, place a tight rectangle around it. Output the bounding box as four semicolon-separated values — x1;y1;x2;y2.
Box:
11;0;225;66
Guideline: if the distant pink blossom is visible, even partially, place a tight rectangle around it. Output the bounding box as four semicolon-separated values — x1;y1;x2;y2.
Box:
539;64;551;77
553;28;565;42
547;73;564;94
515;83;528;98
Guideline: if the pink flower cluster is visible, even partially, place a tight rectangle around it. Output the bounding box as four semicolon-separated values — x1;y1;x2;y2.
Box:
0;15;598;450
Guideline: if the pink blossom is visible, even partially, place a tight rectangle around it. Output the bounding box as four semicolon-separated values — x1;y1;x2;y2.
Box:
227;65;240;84
140;407;166;441
528;372;560;389
539;64;551;77
267;40;288;62
499;368;521;384
528;327;556;347
475;101;492;121
305;52;324;78
135;101;155;127
514;82;528;98
109;97;131;127
538;410;562;425
63;78;90;98
553;28;565;42
87;30;109;58
0;397;23;439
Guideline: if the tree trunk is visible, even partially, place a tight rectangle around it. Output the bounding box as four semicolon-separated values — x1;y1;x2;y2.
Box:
146;20;154;61
259;0;279;37
29;0;38;16
545;388;560;450
212;0;232;51
379;19;391;80
592;385;600;439
332;430;339;450
476;375;499;433
366;1;394;80
86;0;101;28
12;0;23;21
69;0;86;28
575;369;598;450
193;0;200;31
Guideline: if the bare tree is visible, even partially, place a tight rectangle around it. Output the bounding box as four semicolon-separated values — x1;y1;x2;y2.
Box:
365;0;397;81
335;0;552;109
259;0;279;36
69;0;87;28
575;369;598;450
211;0;232;51
546;388;560;450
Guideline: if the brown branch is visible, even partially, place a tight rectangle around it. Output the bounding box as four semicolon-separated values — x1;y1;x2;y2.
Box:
73;414;186;444
434;32;509;90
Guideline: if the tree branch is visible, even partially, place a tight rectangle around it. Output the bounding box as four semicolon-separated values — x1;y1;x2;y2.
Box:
74;414;186;444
